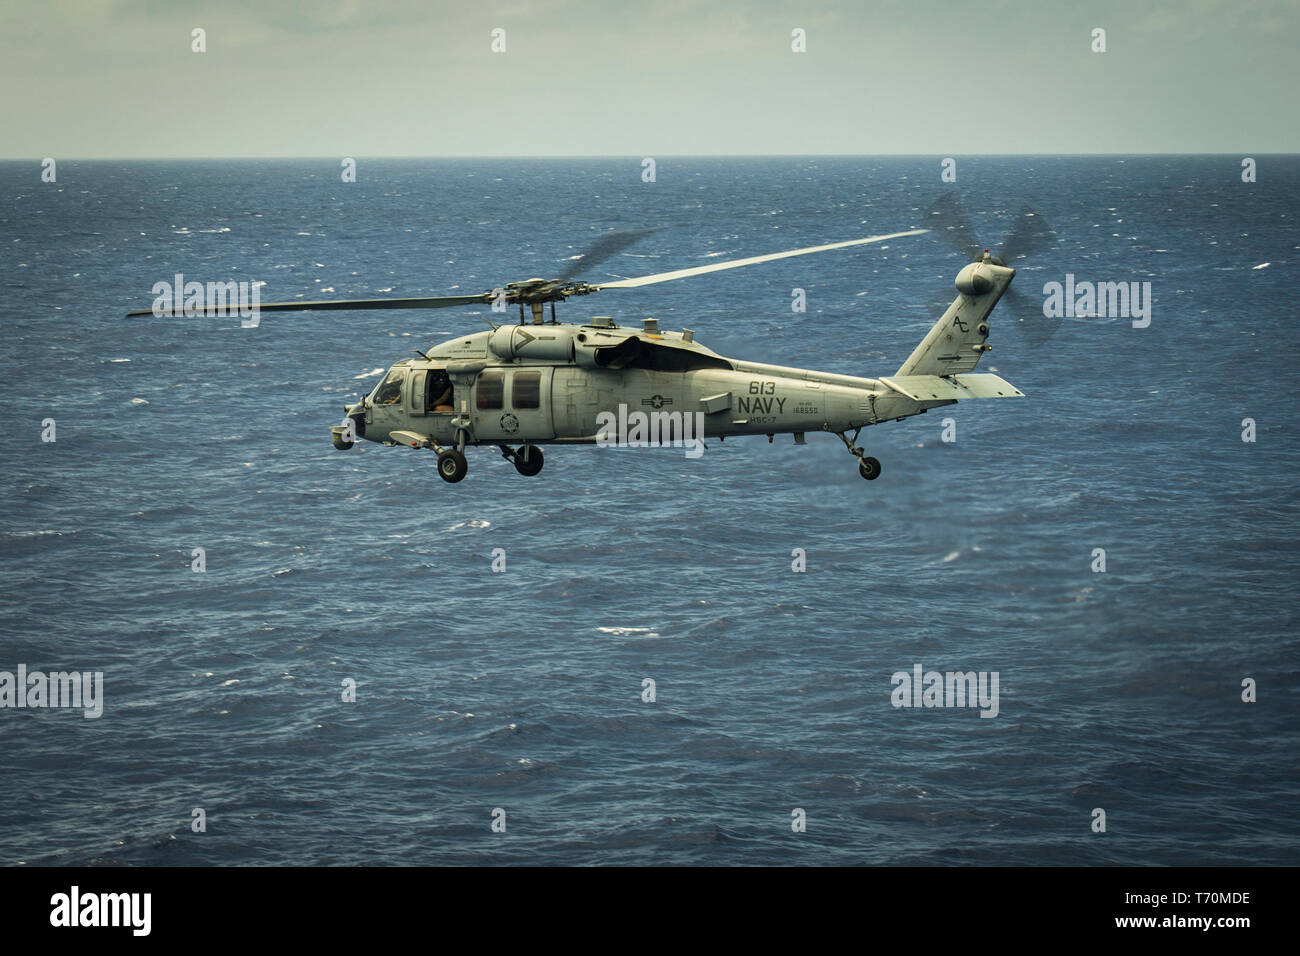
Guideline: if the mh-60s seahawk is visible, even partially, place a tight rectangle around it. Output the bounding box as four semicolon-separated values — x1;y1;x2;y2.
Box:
131;214;1035;484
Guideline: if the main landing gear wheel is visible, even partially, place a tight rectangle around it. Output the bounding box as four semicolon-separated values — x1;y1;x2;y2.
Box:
437;449;468;483
514;446;544;477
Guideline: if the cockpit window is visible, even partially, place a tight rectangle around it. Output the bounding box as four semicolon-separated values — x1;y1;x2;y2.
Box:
375;368;404;405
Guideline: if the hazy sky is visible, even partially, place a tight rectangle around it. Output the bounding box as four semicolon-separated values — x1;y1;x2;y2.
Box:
4;0;1297;157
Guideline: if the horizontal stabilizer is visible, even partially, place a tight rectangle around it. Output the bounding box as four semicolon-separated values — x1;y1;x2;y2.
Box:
879;373;1024;402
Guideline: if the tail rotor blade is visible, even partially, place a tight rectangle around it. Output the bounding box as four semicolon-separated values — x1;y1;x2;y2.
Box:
999;206;1056;264
924;193;983;262
1001;286;1060;348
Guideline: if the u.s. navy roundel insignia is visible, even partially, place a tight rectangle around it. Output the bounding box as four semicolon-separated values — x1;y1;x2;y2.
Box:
500;413;519;433
641;394;672;410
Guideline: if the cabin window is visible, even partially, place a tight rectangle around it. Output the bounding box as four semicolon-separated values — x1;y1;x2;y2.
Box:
476;371;504;410
512;371;541;409
427;369;454;411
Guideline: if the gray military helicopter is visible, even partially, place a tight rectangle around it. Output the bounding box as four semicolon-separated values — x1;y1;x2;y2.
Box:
130;218;1033;484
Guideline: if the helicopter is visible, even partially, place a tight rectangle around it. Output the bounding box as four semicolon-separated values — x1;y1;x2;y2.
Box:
128;218;1032;484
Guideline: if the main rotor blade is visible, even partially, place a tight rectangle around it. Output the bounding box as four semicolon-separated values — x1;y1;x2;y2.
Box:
593;230;926;290
125;293;486;318
559;228;660;282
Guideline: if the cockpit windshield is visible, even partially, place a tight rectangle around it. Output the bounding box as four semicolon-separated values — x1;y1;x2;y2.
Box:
374;367;405;405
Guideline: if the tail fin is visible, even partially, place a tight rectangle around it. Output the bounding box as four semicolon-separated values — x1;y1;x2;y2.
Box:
896;258;1015;377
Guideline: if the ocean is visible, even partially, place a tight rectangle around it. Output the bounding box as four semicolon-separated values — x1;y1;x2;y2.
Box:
1;155;1296;865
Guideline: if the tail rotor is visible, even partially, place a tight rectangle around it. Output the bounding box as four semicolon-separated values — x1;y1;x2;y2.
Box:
924;195;1060;347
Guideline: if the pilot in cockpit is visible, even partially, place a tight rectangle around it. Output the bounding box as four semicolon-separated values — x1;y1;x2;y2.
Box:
374;368;404;405
429;369;454;412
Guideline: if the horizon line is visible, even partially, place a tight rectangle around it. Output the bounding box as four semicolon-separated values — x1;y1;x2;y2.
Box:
2;152;1296;162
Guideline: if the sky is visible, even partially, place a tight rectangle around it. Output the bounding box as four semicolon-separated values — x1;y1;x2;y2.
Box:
3;0;1297;157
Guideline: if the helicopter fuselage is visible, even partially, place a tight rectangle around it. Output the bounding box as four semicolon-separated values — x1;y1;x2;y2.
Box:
339;320;946;454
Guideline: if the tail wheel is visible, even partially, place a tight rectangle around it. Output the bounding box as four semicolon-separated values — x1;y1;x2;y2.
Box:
514;446;544;477
858;456;881;481
437;449;468;483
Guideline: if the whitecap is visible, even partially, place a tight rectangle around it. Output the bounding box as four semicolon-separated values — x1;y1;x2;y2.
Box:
445;519;491;531
1253;262;1271;270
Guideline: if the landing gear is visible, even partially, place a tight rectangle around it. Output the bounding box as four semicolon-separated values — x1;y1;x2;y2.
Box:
836;429;882;481
437;449;468;483
499;444;544;477
514;446;544;476
858;456;881;481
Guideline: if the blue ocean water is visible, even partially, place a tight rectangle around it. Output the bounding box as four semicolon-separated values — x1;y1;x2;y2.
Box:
1;156;1296;866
